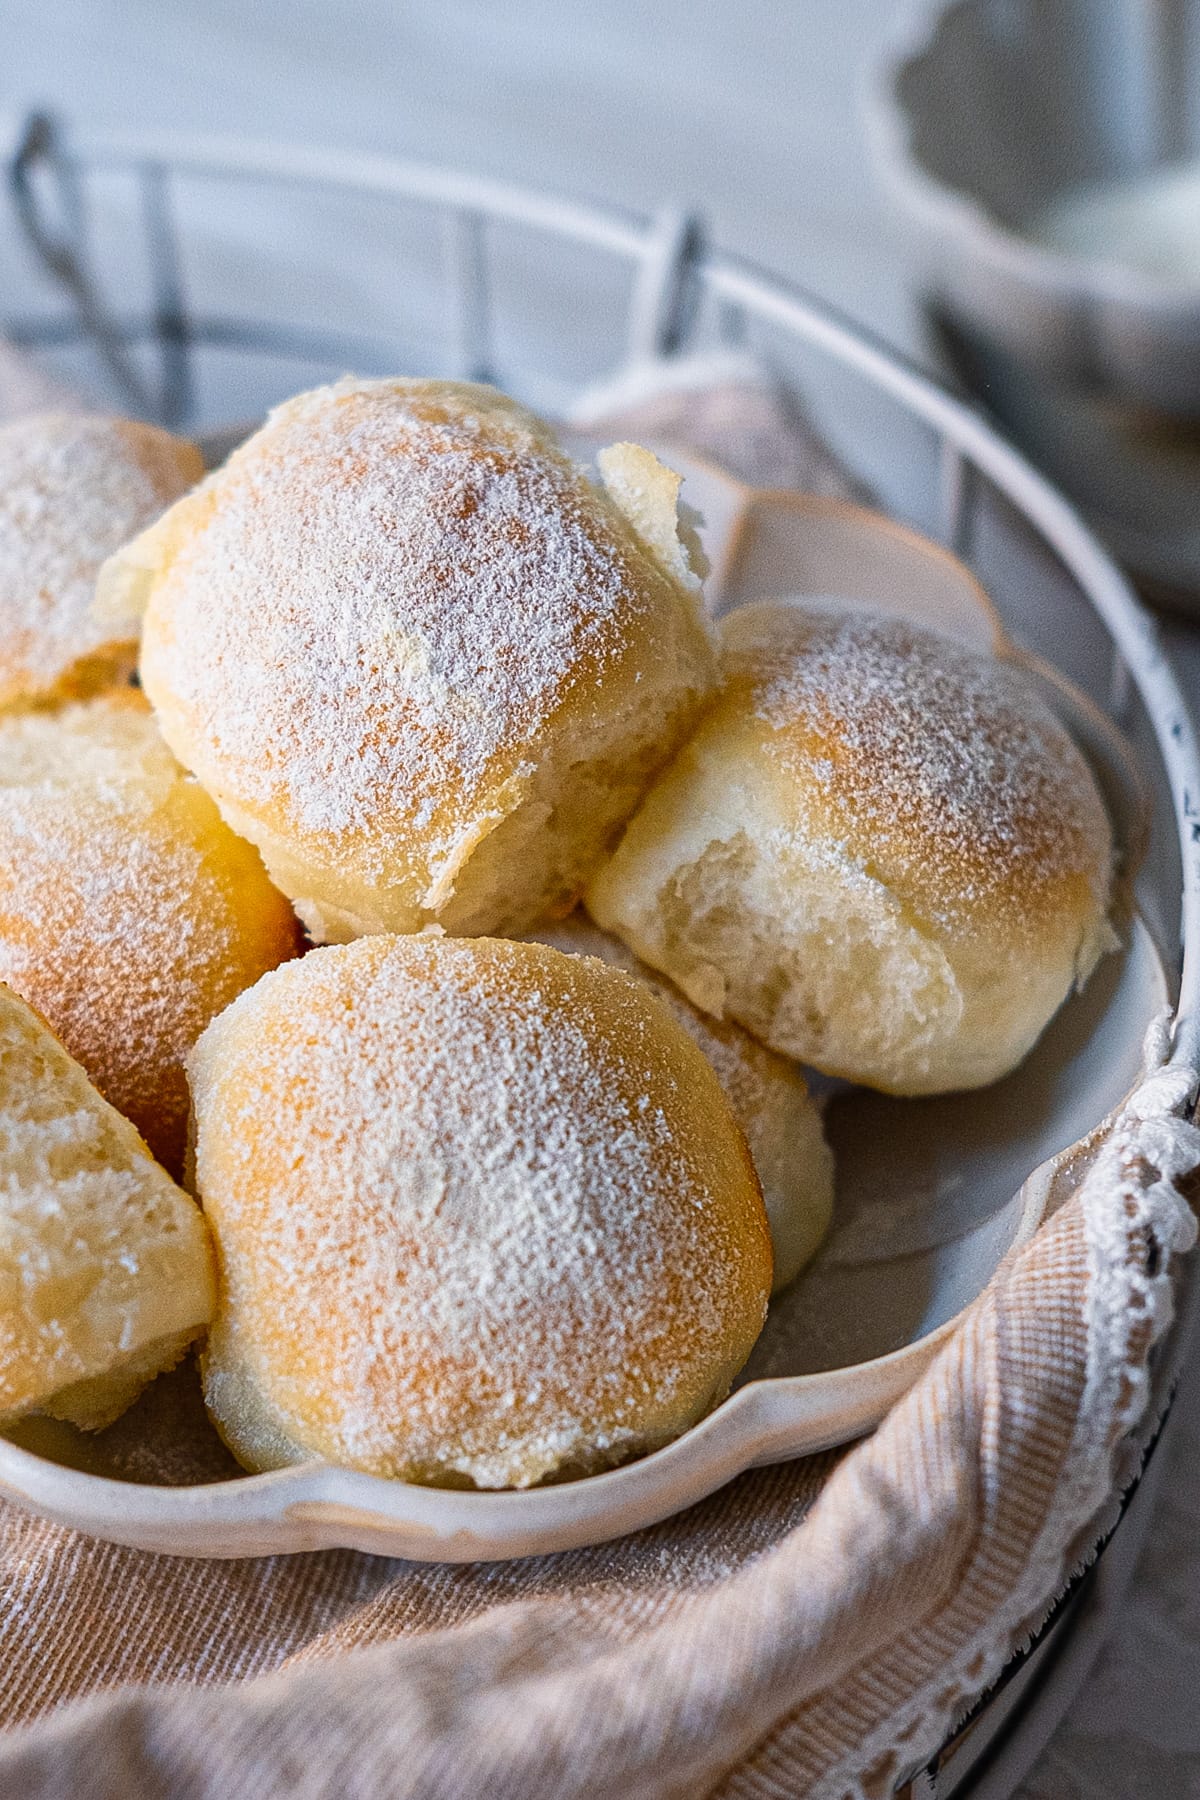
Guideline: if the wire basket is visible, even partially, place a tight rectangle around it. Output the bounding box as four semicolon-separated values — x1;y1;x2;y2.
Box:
3;110;1199;1799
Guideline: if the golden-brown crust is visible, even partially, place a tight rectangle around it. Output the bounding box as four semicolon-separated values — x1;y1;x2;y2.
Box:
192;935;771;1488
721;601;1112;953
0;411;202;711
0;691;303;1173
112;379;715;939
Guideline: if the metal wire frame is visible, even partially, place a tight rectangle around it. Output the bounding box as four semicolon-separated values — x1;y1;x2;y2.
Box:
6;111;704;414
4;114;1200;1792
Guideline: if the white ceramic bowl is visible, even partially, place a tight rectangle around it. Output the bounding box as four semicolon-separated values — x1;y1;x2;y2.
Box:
0;453;1168;1561
867;0;1200;417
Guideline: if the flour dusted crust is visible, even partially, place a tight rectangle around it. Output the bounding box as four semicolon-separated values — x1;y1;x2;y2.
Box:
0;411;202;711
587;600;1116;1094
0;982;214;1431
0;690;302;1174
191;935;772;1488
101;379;716;941
526;913;832;1290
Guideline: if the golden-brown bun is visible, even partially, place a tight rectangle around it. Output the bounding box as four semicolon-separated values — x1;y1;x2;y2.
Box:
0;411;202;711
0;981;214;1431
191;935;771;1488
526;913;832;1290
587;600;1115;1095
99;379;716;941
0;690;303;1174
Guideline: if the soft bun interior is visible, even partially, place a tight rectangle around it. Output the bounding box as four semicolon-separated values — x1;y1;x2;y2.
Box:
0;982;214;1432
588;599;1116;1094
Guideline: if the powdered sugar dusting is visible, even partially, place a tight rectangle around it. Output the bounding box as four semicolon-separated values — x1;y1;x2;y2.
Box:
145;382;678;874
0;693;300;1171
527;910;804;1155
0;412;200;706
729;601;1113;939
195;935;769;1488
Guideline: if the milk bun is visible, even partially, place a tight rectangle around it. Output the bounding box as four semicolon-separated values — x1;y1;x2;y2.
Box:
0;690;302;1173
0;411;201;711
0;982;214;1432
100;379;716;941
190;934;772;1488
586;600;1115;1094
527;912;832;1289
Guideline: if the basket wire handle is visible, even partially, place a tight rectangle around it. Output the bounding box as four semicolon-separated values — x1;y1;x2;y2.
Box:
138;160;194;428
626;206;704;361
443;208;492;383
9;111;191;426
937;436;974;561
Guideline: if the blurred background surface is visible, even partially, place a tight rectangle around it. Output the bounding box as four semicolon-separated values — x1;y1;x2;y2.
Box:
0;1;919;350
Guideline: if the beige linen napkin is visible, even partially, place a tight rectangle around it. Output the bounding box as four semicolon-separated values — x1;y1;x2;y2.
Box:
0;350;1196;1799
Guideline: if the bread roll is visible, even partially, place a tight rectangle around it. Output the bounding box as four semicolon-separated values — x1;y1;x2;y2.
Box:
527;913;832;1289
587;600;1115;1094
0;982;214;1431
0;690;302;1174
0;411;201;711
191;934;771;1488
99;379;716;941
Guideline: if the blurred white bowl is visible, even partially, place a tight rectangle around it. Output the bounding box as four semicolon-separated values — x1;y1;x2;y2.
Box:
867;0;1200;417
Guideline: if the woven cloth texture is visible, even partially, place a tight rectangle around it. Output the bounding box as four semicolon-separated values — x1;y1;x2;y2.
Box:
0;353;1196;1800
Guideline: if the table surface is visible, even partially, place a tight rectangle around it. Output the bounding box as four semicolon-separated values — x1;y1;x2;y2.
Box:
2;4;1199;1793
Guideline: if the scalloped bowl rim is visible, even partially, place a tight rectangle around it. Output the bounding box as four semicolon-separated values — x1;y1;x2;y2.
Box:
0;1308;982;1559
